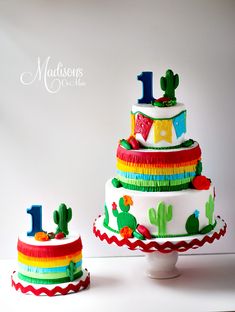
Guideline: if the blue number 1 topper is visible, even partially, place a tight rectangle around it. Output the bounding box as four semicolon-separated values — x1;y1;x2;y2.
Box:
27;205;44;236
137;71;155;104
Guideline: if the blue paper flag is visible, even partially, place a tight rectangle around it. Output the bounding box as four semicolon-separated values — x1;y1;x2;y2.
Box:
173;111;186;138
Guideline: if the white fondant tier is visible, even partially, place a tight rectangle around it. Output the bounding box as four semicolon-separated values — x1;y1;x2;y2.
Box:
18;234;80;246
131;103;186;148
105;179;215;237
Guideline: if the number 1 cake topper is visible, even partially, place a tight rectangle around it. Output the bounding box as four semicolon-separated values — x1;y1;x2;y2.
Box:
137;69;179;107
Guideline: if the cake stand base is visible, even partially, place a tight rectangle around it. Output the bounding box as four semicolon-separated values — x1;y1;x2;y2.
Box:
93;215;226;280
146;251;180;279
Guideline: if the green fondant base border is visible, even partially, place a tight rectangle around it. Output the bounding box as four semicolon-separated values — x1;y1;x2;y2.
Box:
18;270;83;285
103;221;119;234
142;143;185;150
103;218;217;239
120;181;191;192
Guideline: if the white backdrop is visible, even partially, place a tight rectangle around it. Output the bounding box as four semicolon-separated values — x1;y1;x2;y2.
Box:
0;0;234;259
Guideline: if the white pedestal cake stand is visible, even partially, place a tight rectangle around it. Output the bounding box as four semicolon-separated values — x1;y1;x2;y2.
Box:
93;215;226;279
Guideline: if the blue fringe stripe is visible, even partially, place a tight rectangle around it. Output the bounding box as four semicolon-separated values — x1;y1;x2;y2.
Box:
117;170;196;181
18;260;82;274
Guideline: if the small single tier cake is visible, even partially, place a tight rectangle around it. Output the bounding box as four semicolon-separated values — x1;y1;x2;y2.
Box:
12;203;90;295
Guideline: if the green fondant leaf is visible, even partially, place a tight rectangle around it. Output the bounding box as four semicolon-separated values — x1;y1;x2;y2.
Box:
133;230;145;240
196;160;203;175
120;139;132;150
200;219;217;234
182;139;194;147
112;178;122;188
199;224;213;234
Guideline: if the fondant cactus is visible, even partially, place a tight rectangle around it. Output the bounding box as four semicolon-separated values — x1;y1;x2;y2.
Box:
160;69;179;100
112;196;137;231
53;203;72;235
185;210;200;234
104;204;109;226
205;194;214;225
149;202;173;236
66;261;76;281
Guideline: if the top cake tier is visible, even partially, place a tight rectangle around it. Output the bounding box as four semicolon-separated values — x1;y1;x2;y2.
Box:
131;102;186;148
133;69;186;149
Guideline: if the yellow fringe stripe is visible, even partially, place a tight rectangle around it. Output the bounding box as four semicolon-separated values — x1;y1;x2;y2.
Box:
117;158;200;169
18;251;82;268
117;162;197;175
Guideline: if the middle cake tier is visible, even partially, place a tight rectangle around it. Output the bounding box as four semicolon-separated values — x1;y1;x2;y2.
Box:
115;142;201;192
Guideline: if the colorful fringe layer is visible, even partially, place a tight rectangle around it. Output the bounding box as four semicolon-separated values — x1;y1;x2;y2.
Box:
116;143;201;191
17;237;83;285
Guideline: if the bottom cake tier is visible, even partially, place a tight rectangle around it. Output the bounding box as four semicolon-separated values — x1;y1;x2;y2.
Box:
17;235;83;285
104;179;216;238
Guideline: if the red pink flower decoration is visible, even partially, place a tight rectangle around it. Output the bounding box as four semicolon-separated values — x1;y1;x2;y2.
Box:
112;202;117;210
123;195;133;206
120;226;133;238
192;175;211;190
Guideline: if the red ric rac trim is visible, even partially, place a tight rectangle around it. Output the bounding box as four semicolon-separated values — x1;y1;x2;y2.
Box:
11;270;90;296
116;144;201;164
17;237;82;258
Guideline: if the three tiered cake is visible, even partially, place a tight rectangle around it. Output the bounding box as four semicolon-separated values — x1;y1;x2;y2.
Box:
103;70;216;239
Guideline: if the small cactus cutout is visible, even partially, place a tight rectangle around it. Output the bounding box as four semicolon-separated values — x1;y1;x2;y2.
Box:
148;202;173;236
160;69;179;100
205;194;214;225
53;203;72;235
112;195;137;232
185;210;200;234
66;261;76;281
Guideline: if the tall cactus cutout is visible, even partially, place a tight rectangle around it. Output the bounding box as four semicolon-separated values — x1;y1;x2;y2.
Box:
148;202;173;236
53;203;72;235
205;194;214;225
104;204;109;226
160;69;179;100
66;261;76;281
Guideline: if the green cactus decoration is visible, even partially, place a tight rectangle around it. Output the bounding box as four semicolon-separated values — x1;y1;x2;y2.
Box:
53;203;72;235
148;202;173;236
66;261;76;281
160;69;179;100
112;196;137;231
205;194;214;225
185;210;200;234
104;204;109;226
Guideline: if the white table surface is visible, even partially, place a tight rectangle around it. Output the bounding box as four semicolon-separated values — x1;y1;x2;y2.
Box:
1;254;235;312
